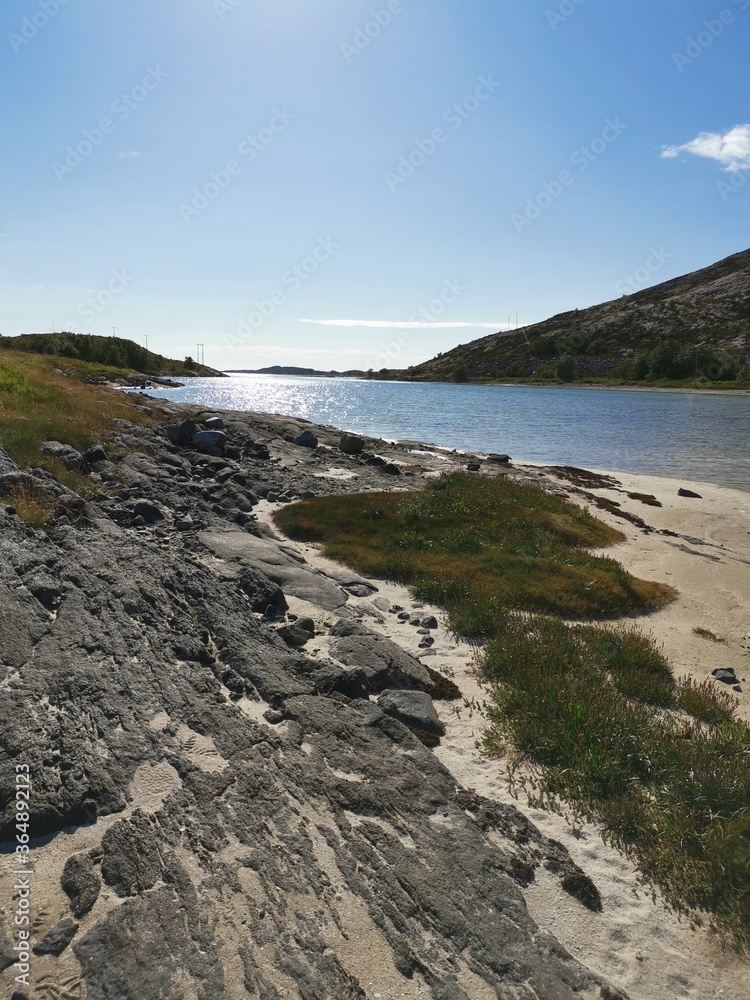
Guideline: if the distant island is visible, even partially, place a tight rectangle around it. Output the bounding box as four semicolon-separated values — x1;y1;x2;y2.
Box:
226;365;368;378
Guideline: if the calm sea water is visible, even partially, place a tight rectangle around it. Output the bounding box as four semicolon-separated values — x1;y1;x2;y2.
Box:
138;375;750;491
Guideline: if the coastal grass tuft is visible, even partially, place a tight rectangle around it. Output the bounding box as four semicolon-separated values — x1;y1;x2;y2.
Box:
274;472;675;623
275;472;749;948
477;615;749;949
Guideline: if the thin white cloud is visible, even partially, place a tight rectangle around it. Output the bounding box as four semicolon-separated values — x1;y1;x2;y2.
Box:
661;124;750;171
119;150;140;159
298;319;508;330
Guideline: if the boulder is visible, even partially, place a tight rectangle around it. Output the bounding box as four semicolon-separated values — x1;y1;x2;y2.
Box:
165;420;198;446
678;487;702;499
41;440;85;472
294;430;318;449
487;453;511;464
192;430;226;456
377;689;445;736
133;501;165;525
82;444;109;465
383;463;402;476
205;416;225;430
339;433;365;455
329;620;433;693
276;624;314;647
421;615;439;630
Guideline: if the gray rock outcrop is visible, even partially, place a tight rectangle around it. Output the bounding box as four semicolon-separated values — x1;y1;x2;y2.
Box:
0;411;619;1000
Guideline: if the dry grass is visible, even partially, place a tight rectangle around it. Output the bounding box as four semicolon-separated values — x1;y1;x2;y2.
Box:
0;349;154;490
693;626;727;644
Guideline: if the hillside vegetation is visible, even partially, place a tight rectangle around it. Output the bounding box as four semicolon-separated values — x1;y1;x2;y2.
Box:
403;248;750;386
0;332;223;377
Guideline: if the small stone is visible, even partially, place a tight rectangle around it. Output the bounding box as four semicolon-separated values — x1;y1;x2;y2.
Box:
487;453;510;464
733;685;742;693
12;991;31;1000
205;416;225;430
421;615;439;630
467;463;481;472
397;612;411;621
33;917;79;956
296;618;316;635
263;709;285;725
132;515;147;528
419;636;435;648
712;668;738;685
266;492;279;503
383;463;402;476
678;487;702;499
175;517;194;531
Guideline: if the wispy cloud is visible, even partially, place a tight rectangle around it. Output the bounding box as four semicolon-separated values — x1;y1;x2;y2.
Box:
298;318;507;330
119;150;140;160
661;124;750;172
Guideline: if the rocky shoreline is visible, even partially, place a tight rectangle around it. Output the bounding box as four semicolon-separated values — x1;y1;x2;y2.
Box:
0;396;634;1000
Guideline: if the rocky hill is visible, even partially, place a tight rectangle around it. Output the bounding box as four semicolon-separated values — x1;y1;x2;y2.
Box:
408;247;750;381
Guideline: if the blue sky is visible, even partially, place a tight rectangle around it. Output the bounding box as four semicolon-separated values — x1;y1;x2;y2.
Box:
2;0;749;370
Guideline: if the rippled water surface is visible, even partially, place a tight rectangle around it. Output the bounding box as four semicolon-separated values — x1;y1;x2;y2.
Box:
140;375;750;490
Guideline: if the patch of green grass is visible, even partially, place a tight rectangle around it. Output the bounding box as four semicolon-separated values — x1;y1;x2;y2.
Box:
274;472;675;624
0;349;154;491
480;613;749;949
276;473;749;948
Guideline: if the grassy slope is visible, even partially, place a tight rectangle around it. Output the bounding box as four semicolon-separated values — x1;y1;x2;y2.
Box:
0;333;222;377
275;474;750;948
0;349;153;480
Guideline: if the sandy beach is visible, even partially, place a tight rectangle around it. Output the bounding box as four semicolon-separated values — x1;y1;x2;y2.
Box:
261;450;750;1000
